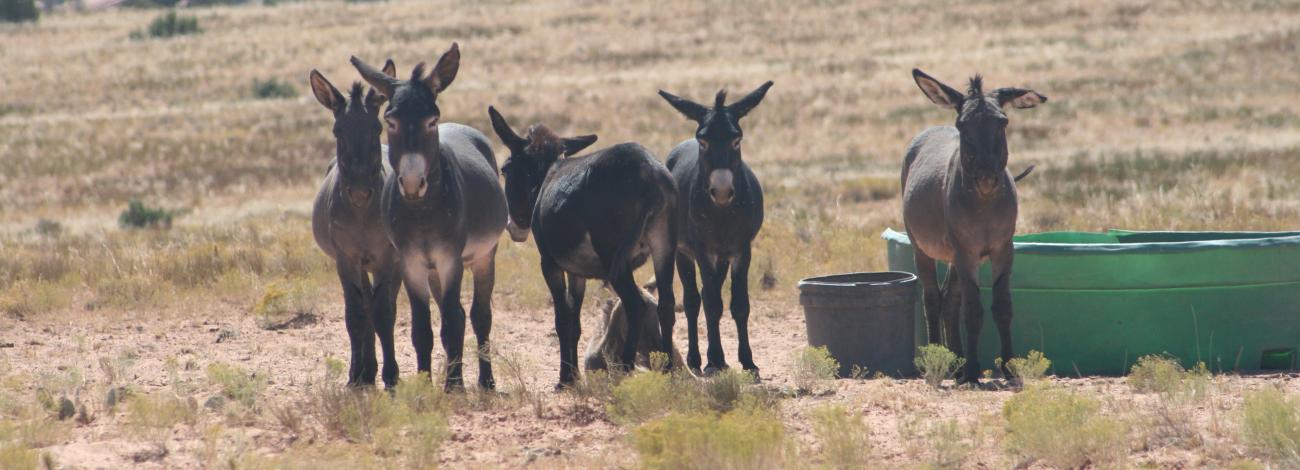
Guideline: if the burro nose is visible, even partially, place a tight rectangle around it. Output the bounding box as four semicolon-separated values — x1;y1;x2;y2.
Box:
399;173;427;200
708;169;735;207
397;154;429;200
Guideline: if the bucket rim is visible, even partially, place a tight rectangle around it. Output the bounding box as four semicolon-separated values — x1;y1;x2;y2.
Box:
797;271;918;290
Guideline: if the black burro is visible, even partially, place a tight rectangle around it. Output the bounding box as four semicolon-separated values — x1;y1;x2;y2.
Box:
309;61;404;388
901;68;1045;384
352;43;509;391
658;81;772;377
488;106;678;388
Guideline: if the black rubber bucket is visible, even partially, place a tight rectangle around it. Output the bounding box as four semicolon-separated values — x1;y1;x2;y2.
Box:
798;272;918;378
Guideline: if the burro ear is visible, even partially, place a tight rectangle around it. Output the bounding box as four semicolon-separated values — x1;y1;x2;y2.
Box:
562;135;598;156
657;89;709;122
350;56;398;98
730;80;774;119
309;70;345;113
912;68;964;109
382;59;397;78
426;42;460;93
487;106;528;150
992;87;1047;109
364;88;386;115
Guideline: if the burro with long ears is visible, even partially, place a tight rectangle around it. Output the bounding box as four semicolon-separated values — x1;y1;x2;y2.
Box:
901;68;1045;384
657;81;772;377
488;106;678;388
351;43;509;391
309;61;404;388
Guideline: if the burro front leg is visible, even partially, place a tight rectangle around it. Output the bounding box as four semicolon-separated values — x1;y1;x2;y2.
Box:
435;254;467;391
541;255;577;387
990;243;1015;379
699;256;731;374
401;256;436;378
676;253;702;373
731;249;757;376
954;253;984;385
336;261;377;386
371;262;402;389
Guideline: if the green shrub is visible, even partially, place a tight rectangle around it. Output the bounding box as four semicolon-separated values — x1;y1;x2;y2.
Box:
1128;354;1209;400
251;279;319;330
0;0;38;23
1003;385;1127;468
915;344;963;388
608;371;675;425
1241;387;1300;463
130;11;201;40
128;393;198;440
206;363;266;409
251;78;297;100
1007;350;1052;383
811;404;871;469
633;401;790;470
792;346;839;393
118;200;175;229
704;368;753;413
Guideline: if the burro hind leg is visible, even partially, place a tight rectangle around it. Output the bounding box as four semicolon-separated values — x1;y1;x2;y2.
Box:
468;246;497;390
912;249;943;346
647;214;677;372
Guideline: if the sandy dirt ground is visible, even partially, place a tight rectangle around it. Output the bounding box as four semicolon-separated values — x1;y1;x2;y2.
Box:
3;291;1298;469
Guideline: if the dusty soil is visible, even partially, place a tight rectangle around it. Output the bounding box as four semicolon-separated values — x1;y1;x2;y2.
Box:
3;291;1296;469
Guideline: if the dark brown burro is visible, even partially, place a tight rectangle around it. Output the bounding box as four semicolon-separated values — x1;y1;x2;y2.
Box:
352;44;509;391
488;106;678;388
658;82;772;377
308;61;404;388
901;68;1045;383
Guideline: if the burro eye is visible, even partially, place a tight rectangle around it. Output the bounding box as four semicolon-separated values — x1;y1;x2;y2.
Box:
698;139;710;153
731;137;742;150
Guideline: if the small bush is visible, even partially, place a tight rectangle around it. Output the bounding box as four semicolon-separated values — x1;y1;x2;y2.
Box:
251;78;297;100
811;404;871;469
1128;354;1209;400
633;402;791;470
1007;350;1052;383
128;393;198;440
1241;387;1300;462
91;273;165;309
130;11;201;40
1003;385;1127;469
792;346;839;393
915;344;963;388
608;371;675;425
252;279;319;330
704;368;754;413
0;280;70;319
0;0;38;23
33;219;61;237
205;363;266;409
118;200;175;229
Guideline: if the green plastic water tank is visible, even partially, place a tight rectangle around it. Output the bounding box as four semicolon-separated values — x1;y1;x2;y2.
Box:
882;229;1300;375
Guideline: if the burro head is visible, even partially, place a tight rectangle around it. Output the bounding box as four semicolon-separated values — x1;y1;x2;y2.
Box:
309;61;394;207
487;106;597;242
659;81;773;208
912;69;1046;196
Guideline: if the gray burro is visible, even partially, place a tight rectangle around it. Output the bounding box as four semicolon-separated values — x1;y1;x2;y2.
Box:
901;68;1045;384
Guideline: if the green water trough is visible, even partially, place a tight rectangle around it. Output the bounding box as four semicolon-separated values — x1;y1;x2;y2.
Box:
882;229;1300;375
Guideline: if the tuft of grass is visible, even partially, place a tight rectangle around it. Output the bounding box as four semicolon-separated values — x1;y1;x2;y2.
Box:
810;404;871;469
205;363;266;410
1128;354;1209;400
0;280;70;319
252;279;319;330
608;371;676;425
127;393;199;441
1006;350;1052;383
915;344;963;388
633;400;791;470
250;78;297;100
703;368;754;413
1002;385;1127;469
792;346;839;394
118;200;176;229
130;11;201;40
1240;387;1300;463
